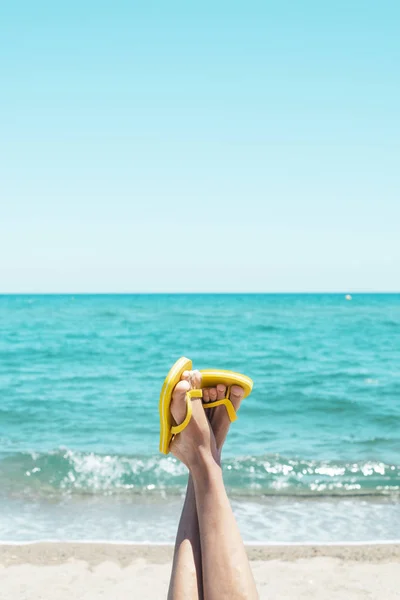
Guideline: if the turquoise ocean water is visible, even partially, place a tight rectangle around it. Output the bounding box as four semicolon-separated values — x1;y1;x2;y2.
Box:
1;294;399;542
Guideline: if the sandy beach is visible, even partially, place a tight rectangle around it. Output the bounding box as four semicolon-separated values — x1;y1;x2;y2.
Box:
1;542;399;599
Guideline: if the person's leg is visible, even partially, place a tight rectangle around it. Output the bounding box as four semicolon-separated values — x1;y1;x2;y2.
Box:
192;456;258;600
167;474;202;600
168;373;245;599
167;372;205;600
195;382;258;600
168;378;258;600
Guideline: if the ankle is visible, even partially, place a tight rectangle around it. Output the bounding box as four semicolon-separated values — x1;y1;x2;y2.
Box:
189;447;221;480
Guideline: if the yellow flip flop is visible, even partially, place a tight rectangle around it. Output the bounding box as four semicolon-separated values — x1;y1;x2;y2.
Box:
159;357;253;454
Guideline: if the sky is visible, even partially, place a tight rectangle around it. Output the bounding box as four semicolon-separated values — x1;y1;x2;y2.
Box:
0;0;399;293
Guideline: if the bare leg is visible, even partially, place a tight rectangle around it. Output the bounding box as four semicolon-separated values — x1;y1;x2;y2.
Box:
196;383;258;600
167;475;202;600
168;373;241;599
167;372;205;600
168;377;258;600
192;458;258;600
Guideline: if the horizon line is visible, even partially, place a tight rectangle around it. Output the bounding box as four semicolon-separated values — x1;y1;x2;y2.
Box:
0;291;399;296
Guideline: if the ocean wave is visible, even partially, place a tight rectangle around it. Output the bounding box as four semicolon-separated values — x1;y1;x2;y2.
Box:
1;449;399;499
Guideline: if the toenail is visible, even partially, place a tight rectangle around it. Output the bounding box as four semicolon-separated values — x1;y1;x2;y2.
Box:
190;370;202;388
230;385;244;399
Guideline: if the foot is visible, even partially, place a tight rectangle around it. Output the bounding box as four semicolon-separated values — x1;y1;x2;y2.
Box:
181;371;245;454
169;373;218;471
203;383;245;452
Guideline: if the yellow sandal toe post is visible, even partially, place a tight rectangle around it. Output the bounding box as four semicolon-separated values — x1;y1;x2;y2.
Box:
159;358;253;455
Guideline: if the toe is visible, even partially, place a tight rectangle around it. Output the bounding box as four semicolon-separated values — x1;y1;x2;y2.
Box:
171;380;191;425
229;385;244;409
172;379;191;400
181;370;190;381
209;387;217;401
230;385;244;399
190;369;202;389
216;384;226;400
203;388;210;402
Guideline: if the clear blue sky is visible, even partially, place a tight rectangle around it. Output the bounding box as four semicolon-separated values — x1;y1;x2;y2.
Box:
1;1;399;292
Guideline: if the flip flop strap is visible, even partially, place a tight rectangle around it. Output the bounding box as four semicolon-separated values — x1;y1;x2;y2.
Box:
170;389;202;435
203;398;237;423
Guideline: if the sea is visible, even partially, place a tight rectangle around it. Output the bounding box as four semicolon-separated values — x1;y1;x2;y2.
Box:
1;294;399;543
